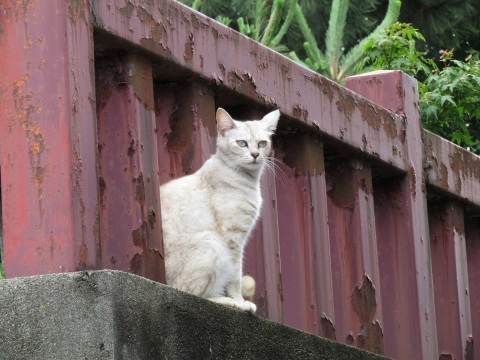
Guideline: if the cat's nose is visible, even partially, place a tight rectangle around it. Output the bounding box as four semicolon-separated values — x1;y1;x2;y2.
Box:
251;152;259;159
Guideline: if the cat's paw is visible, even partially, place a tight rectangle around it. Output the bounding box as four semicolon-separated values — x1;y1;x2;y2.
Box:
237;300;257;314
208;296;241;310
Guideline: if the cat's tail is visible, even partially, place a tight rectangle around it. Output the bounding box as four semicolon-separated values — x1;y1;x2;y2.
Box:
241;275;256;301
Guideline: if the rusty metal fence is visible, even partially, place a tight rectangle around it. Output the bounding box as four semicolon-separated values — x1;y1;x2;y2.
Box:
1;1;479;359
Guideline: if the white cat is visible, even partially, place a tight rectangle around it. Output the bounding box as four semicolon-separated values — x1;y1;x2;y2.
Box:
160;108;280;313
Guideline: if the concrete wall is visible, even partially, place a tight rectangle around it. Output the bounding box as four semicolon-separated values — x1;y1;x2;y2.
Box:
0;270;387;359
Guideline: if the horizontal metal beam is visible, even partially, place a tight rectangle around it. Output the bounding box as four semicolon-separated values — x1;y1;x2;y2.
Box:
425;130;480;210
92;0;408;173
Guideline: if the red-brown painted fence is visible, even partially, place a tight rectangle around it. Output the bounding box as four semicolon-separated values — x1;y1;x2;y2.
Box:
1;1;479;359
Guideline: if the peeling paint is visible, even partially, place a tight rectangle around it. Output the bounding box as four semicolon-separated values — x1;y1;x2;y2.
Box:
132;221;149;247
78;242;89;270
118;2;134;18
278;131;324;176
135;173;146;206
351;276;384;354
292;104;308;121
439;354;453;360
358;101;397;139
408;165;417;198
184;31;194;62
464;335;474;360
326;164;356;209
336;92;356;120
320;315;336;341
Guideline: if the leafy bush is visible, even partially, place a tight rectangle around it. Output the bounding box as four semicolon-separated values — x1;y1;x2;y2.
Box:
362;23;480;152
421;51;480;152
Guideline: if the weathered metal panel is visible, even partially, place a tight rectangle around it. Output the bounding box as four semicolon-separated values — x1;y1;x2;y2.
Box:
373;180;424;359
429;202;472;359
275;163;322;335
91;0;408;172
325;159;383;353
466;218;480;360
96;54;164;282
0;0;100;276
155;82;216;185
244;170;284;322
3;1;480;358
347;71;438;359
273;132;335;337
425;131;480;209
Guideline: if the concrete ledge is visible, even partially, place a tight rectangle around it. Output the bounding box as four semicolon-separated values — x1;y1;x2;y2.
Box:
0;270;387;359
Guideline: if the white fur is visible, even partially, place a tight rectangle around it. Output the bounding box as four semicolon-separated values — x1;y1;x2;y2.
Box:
160;108;280;313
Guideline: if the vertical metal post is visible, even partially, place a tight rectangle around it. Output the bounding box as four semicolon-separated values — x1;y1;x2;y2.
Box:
96;54;164;282
244;170;283;321
429;202;472;359
325;159;383;352
155;83;216;183
466;218;480;359
0;0;100;276
347;70;438;359
274;132;332;336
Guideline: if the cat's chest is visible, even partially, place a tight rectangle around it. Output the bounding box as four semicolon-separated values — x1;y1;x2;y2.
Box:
210;186;261;235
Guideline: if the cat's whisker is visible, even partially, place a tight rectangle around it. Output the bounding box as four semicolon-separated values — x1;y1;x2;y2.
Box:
264;157;288;187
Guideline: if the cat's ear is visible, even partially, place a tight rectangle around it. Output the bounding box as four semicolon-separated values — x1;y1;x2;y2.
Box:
262;109;280;133
216;108;236;136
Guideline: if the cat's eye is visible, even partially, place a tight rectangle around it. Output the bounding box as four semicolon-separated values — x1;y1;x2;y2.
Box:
236;140;248;147
258;140;268;148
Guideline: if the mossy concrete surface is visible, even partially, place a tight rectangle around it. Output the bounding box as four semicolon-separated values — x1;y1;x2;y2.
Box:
0;270;388;359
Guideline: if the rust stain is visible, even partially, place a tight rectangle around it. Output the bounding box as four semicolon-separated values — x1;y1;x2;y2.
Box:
132;3;171;62
148;209;156;229
23;36;32;52
352;276;377;324
351;276;384;354
278;131;324;176
336;92;356;120
358;100;397;139
184;31;194;62
292;104;308;121
67;0;88;23
451;205;465;235
320;315;336;341
164;89;198;174
118;2;134;18
131;221;165;282
380;112;398;139
130;252;144;274
439;354;453;360
11;0;35;20
12;74;47;201
98;176;106;205
78;242;89;270
408;165;417;198
127;138;137;156
438;162;449;189
450;149;463;194
132;221;149;247
346;332;355;345
465;335;474;360
126;55;155;111
326;164;356;209
303;73;334;102
227;70;258;99
32;166;47;199
134;173;145;206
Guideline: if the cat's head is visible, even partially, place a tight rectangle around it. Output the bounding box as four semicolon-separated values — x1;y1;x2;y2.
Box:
215;108;280;172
